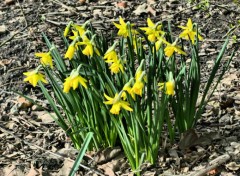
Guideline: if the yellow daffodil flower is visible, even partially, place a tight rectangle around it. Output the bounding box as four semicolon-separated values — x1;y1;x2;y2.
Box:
69;30;79;41
104;42;119;63
72;24;86;36
122;79;135;100
65;44;75;60
23;67;47;87
109;59;124;74
104;50;118;63
155;35;168;51
77;35;99;57
131;80;144;96
164;40;187;58
178;18;203;44
63;66;87;93
67;21;89;40
131;61;146;97
158;81;175;96
35;52;53;68
104;93;133;115
113;16;128;37
140;18;164;42
158;72;175;96
113;16;135;38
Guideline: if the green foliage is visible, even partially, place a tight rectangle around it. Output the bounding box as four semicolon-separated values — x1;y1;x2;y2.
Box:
22;17;236;175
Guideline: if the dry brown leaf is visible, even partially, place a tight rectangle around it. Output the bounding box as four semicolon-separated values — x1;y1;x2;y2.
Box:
98;154;125;176
57;159;74;176
39;112;55;123
221;72;238;86
178;129;198;150
95;147;122;164
147;6;156;16
3;164;25;176
133;3;147;16
26;164;41;176
0;59;12;66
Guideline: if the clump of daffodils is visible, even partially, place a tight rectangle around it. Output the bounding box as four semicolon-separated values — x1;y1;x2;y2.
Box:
22;17;235;176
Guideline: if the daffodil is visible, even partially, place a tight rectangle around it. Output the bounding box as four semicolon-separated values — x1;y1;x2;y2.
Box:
158;81;175;96
65;44;75;60
104;50;118;63
63;65;87;93
113;16;135;38
68;21;89;40
104;93;133;115
140;18;164;42
104;42;119;63
109;59;124;74
155;35;168;51
35;52;53;68
131;80;144;96
122;79;135;100
158;72;175;96
131;60;146;97
164;40;187;58
77;35;99;57
64;21;73;37
23;67;47;87
178;18;203;44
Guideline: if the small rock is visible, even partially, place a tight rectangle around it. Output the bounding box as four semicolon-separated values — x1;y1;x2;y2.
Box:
79;0;86;5
116;1;127;8
32;105;42;111
0;25;7;34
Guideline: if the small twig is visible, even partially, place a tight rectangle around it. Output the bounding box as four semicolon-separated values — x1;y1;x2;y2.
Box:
0;81;24;88
42;11;74;16
213;4;240;14
172;2;207;18
189;154;231;176
0;125;106;176
16;0;28;26
0;23;36;47
49;0;78;14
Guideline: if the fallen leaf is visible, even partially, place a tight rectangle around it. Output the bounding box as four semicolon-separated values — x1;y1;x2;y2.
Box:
26;164;40;176
38;112;55;123
221;72;238;86
95;147;122;164
3;164;24;176
57;159;74;175
178;129;198;150
147;6;156;16
133;3;147;16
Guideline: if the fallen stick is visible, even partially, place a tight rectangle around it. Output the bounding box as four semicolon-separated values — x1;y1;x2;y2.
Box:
189;154;231;176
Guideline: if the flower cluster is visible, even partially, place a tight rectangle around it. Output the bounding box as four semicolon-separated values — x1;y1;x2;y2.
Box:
23;17;203;114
